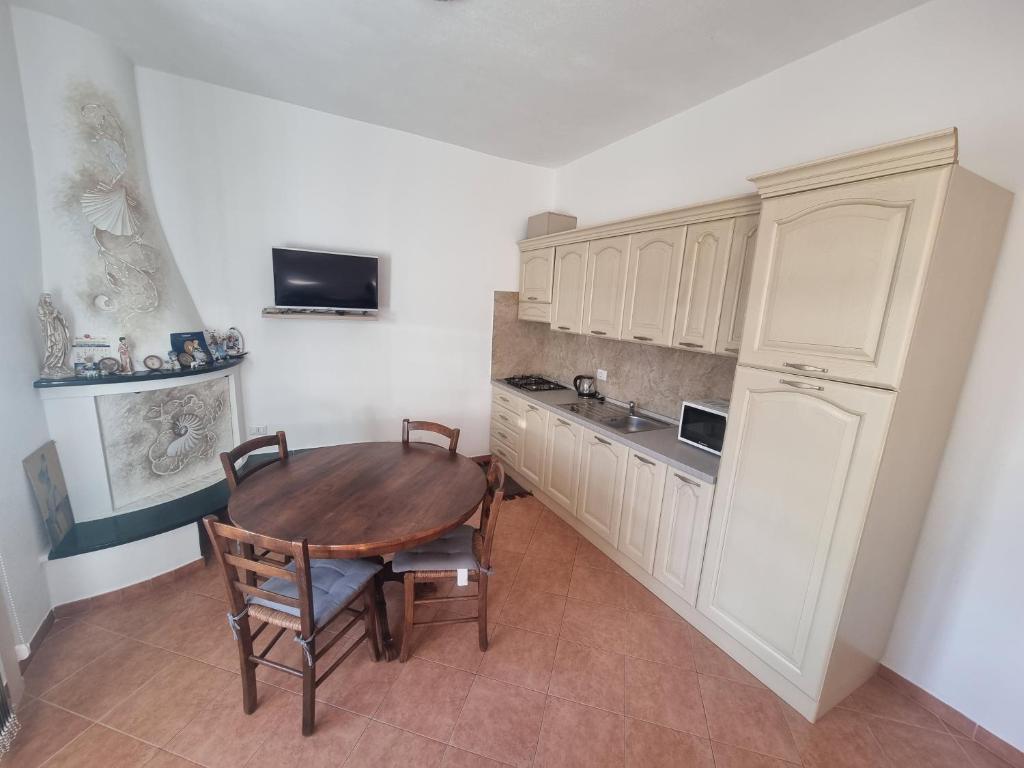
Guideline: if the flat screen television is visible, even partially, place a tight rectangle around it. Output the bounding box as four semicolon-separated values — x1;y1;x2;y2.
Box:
272;248;379;312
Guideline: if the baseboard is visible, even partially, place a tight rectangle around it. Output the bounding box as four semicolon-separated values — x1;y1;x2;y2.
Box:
17;610;54;675
878;665;1023;768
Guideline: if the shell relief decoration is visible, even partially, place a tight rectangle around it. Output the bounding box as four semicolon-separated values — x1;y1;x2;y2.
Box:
145;393;224;476
78;103;160;318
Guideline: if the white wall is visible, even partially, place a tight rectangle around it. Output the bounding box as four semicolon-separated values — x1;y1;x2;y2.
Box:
0;2;57;661
555;0;1023;748
136;69;554;456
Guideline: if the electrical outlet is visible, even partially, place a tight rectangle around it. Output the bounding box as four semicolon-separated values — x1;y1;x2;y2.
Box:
248;425;268;437
596;368;608;382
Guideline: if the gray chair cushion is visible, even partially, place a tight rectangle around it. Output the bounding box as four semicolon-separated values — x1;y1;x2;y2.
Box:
391;525;478;573
247;557;381;626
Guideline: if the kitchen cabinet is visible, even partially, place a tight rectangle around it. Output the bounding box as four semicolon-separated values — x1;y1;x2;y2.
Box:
617;449;667;572
653;469;714;605
697;365;895;696
542;413;583;512
550;242;589;334
582;235;630;339
519;403;548;486
576;428;629;545
518;302;551;323
622;227;685;346
519;247;555;304
715;213;759;356
672;219;734;353
739;167;949;389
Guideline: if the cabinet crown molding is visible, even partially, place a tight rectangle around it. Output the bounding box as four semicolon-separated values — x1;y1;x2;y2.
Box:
519;193;761;252
749;128;958;198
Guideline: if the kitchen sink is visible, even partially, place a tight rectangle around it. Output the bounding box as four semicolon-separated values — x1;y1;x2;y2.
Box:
556;400;672;434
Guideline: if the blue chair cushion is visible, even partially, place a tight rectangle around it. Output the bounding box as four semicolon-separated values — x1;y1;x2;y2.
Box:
391;525;478;573
247;557;381;626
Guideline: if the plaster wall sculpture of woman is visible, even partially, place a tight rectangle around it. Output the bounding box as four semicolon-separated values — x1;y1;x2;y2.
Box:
38;293;74;379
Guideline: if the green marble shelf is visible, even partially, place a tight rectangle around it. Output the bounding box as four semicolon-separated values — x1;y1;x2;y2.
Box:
34;355;245;389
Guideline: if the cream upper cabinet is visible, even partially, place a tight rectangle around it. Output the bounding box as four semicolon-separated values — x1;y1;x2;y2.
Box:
550;242;589;334
697;365;895;695
576;429;629;545
582;235;630;339
519;403;548;486
622;227;685;346
672;219;734;353
617;450;668;573
716;213;759;357
740;167;950;388
518;302;551;324
519;247;554;304
653;469;714;605
542;414;583;512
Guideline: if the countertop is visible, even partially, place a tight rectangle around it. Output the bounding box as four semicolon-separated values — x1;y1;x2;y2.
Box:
492;380;720;483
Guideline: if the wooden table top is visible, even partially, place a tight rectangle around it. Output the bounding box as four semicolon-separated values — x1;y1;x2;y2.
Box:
227;442;487;559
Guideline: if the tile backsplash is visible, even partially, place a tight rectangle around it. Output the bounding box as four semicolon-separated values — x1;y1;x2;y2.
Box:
491;292;736;419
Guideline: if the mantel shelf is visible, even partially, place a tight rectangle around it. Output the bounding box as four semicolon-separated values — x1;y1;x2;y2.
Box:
33;355;246;389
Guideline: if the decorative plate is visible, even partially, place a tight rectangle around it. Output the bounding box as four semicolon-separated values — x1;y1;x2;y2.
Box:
98;357;120;374
143;354;164;371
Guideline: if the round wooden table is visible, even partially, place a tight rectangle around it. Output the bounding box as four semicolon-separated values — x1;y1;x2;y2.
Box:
227;441;488;658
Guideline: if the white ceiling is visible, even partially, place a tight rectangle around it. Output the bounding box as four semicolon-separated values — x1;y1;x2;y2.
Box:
13;0;928;166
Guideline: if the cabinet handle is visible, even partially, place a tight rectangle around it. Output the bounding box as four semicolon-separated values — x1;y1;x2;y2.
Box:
590;330;607;336
556;418;571;427
498;395;510;403
498;413;511;423
557;325;571;331
785;362;829;373
724;347;739;353
594;436;611;446
526;405;538;411
633;335;653;342
674;472;699;486
497;430;510;441
780;379;824;391
527;296;539;301
678;342;703;348
634;455;655;466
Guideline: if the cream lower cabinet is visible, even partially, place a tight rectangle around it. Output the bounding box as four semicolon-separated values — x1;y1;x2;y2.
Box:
542;414;584;512
519;403;548;486
616;450;667;572
653;469;714;605
576;429;629;546
715;213;759;356
672;219;734;353
697;365;895;696
740;167;949;388
550;242;589;334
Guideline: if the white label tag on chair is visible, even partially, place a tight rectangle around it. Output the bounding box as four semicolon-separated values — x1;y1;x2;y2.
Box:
457;568;469;587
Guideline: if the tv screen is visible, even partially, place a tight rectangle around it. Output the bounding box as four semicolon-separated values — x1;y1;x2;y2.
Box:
272;248;379;311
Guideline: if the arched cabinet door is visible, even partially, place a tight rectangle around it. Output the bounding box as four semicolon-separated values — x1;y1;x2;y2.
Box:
653;469;714;605
520;247;554;303
739;167;950;388
716;213;759;356
622;227;685;346
672;218;734;354
551;243;589;334
542;415;583;512
697;365;895;696
582;235;630;339
577;429;629;545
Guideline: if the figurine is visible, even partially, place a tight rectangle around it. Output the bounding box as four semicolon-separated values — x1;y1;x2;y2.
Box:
117;336;134;373
38;293;74;379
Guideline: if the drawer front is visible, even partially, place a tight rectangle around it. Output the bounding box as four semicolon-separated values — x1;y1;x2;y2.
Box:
490;418;522;453
492;388;525;416
489;437;519;469
518;301;552;323
491;403;523;434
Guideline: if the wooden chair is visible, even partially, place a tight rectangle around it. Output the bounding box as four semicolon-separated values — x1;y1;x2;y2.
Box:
402;419;460;454
203;516;382;736
221;431;289;491
389;460;505;661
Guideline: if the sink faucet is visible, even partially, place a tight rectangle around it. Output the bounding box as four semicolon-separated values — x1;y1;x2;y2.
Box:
628;401;637;416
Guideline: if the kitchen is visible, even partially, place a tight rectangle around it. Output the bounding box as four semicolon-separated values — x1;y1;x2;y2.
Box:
489;127;1012;725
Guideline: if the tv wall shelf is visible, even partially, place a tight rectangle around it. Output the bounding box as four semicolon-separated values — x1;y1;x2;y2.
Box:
261;306;379;319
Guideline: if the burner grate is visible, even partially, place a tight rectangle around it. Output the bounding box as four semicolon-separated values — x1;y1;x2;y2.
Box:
502;375;567;391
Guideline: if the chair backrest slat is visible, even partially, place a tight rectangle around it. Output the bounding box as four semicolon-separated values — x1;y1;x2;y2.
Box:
476;460;506;570
402;419;460;453
221;431;289;491
203;515;315;636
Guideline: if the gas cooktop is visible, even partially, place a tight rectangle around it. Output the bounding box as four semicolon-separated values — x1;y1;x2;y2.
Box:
502;375;567;392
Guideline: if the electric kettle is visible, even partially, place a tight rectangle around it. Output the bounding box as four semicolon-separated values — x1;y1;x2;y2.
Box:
573;375;599;398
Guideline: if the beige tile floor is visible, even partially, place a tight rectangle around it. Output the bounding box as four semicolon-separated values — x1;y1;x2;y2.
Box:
4;495;1012;767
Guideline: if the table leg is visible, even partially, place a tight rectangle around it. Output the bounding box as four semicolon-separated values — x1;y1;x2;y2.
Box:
375;572;397;661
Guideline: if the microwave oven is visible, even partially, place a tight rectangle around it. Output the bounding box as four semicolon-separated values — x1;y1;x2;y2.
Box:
678;399;729;455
